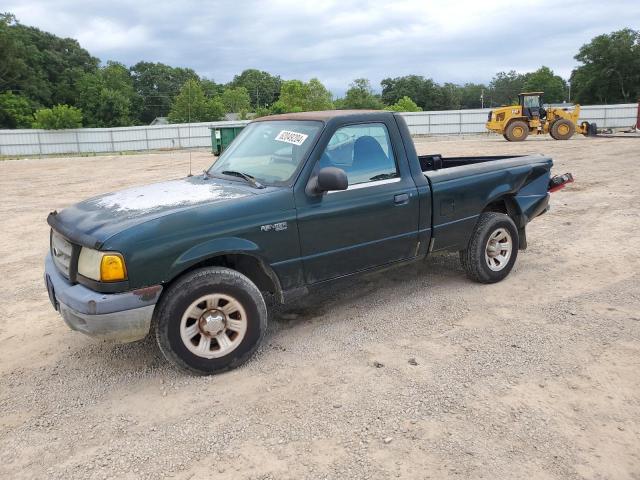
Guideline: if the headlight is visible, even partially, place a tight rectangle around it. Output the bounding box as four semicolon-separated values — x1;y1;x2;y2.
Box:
78;248;127;282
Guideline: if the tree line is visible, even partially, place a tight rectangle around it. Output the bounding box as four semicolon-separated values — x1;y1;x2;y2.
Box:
1;12;638;129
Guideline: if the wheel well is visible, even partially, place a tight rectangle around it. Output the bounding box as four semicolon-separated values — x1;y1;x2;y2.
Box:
483;196;523;227
171;254;282;300
483;197;527;249
506;117;530;128
483;198;509;215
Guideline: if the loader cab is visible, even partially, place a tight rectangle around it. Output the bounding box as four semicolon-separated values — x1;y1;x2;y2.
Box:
519;92;545;120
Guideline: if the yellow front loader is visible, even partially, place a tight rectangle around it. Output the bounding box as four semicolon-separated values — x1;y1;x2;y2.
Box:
486;92;596;141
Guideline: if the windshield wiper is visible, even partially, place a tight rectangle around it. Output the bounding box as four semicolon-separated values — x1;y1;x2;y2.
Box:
220;170;265;189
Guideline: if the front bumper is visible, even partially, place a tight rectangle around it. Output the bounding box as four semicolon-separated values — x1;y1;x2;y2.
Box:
44;253;162;342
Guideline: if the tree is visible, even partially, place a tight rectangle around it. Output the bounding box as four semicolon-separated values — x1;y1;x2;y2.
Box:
0;13;24;93
0;91;33;128
221;86;251;116
434;83;462;110
32;104;82;129
385;96;422;112
488;71;526;106
230;69;282;108
522;66;567;103
570;29;640;104
254;106;271;118
130;62;199;123
167;79;224;123
0;14;98;108
381;75;440;110
271;78;333;113
201;78;224;98
340;78;384;109
305;78;333;111
458;83;488;109
76;62;140;127
272;80;307;113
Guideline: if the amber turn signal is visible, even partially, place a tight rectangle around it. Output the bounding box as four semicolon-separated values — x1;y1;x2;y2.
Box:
100;254;127;282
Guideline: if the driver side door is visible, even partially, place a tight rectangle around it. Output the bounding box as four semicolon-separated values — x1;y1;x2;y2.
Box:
294;122;420;284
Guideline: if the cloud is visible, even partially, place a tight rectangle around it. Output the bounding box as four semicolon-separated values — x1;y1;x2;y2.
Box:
6;0;640;94
76;19;150;52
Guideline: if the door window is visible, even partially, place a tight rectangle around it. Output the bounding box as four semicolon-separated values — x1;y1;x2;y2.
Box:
320;123;398;186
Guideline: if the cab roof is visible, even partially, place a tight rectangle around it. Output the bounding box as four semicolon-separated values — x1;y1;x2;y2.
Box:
252;110;393;122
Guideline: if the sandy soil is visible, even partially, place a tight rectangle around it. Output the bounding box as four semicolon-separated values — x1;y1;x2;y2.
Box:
0;135;639;479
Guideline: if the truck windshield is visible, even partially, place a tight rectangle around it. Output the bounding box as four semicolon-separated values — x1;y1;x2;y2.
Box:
208;120;323;186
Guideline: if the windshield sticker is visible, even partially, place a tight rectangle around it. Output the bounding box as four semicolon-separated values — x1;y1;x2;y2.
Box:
275;130;309;146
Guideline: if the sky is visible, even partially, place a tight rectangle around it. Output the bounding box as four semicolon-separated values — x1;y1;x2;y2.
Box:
6;0;640;95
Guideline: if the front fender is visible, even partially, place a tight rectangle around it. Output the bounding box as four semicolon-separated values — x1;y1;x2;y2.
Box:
168;236;263;280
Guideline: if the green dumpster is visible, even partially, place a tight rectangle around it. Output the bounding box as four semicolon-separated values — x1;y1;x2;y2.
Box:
210;126;245;155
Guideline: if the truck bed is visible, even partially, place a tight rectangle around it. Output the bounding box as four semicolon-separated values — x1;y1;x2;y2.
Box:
416;152;553;252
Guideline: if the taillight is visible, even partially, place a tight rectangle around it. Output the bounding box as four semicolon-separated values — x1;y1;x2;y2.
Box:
548;173;574;192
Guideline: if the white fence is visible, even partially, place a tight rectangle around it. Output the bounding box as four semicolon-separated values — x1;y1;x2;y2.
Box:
402;103;639;135
0;104;637;157
0;120;250;157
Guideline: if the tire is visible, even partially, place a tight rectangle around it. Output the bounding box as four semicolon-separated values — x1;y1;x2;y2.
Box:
550;118;575;140
154;267;268;375
458;250;469;272
504;120;529;142
459;212;519;283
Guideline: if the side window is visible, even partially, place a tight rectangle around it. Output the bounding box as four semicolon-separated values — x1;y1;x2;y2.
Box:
321;123;398;186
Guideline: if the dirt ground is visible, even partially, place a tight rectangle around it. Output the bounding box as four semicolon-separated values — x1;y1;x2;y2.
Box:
0;135;639;480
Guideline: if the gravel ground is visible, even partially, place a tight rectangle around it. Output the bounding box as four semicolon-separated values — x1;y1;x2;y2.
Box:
0;135;639;479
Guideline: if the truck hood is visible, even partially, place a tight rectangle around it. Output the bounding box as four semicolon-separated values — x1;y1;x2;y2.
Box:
48;176;255;247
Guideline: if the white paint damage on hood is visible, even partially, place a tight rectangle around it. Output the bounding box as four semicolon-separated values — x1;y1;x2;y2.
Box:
94;179;247;212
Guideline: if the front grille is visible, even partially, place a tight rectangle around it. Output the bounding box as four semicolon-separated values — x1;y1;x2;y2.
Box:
51;229;73;279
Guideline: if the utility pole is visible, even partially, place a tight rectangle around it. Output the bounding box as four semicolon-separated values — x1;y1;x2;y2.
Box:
480;89;484;109
187;80;192;177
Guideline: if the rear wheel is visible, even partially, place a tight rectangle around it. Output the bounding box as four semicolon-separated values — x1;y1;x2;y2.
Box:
459;212;519;283
505;121;529;142
550;119;575;140
155;267;267;375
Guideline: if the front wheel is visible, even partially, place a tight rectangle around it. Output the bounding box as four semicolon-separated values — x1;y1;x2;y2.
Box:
154;267;268;375
505;120;529;142
459;212;519;283
550;118;575;140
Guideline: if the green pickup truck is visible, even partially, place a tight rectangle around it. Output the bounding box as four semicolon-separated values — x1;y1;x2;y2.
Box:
45;110;572;374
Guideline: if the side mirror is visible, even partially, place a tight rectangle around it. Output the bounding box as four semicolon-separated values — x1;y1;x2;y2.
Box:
308;167;348;195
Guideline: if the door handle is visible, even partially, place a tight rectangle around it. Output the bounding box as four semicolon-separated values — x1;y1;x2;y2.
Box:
394;193;409;205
